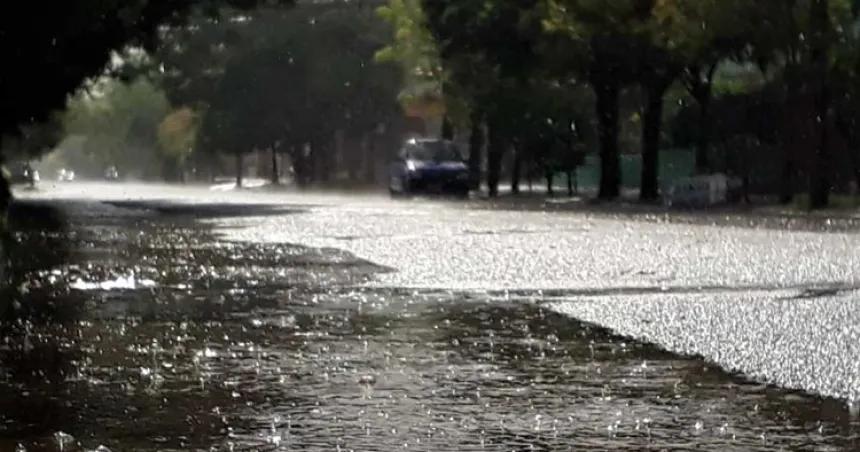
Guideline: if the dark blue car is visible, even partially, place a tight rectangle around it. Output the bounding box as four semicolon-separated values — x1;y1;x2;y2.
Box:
389;138;469;197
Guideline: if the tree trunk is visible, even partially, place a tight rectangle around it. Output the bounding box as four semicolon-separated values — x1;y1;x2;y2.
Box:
487;121;504;198
595;80;621;200
316;140;332;183
365;134;376;185
468;112;484;190
235;153;243;189
271;148;280;185
347;134;359;182
293;146;312;187
780;71;800;205
852;144;860;195
442;115;455;140
546;171;554;196
833;113;860;199
780;161;795;205
640;83;666;201
527;161;534;192
566;133;578;196
567;172;574;197
348;151;359;182
695;95;712;173
809;93;831;209
511;143;523;195
162;159;181;183
688;63;718;174
854;162;860;196
809;0;831;209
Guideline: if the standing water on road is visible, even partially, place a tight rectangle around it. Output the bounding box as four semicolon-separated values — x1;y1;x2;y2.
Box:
1;197;859;451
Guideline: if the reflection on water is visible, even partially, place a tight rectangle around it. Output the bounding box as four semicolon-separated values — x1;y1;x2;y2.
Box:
1;200;859;451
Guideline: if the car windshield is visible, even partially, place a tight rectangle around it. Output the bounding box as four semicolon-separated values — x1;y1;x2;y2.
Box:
406;142;463;162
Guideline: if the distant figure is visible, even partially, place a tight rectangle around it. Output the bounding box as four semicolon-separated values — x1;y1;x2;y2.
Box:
22;163;38;188
104;166;119;181
22;163;32;180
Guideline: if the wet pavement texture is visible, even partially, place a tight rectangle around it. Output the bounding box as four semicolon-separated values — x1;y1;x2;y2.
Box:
192;186;860;403
2;183;859;451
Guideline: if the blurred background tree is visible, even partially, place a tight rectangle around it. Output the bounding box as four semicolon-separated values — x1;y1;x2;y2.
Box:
158;108;200;181
60;78;170;179
0;0;295;210
5;0;860;210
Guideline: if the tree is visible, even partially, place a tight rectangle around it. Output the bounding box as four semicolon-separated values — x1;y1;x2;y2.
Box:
626;37;679;201
638;48;678;201
376;0;445;107
806;0;831;208
744;0;856;207
63;78;170;179
158;108;199;181
0;0;295;212
378;0;484;187
667;1;756;173
421;0;544;196
543;0;652;199
626;0;753;200
196;3;400;187
830;9;860;195
543;0;765;200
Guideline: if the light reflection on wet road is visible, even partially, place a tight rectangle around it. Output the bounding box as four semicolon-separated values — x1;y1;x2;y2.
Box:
1;183;859;451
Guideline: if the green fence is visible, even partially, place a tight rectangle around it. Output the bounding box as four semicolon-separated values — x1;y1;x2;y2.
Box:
568;149;696;191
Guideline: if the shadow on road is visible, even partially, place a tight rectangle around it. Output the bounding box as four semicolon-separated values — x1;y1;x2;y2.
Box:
104;200;312;219
459;193;860;233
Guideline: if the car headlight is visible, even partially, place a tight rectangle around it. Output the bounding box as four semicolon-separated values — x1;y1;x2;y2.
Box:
406;161;417;172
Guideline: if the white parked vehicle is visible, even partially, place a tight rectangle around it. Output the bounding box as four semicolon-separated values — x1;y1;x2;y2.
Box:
664;173;741;208
57;168;76;182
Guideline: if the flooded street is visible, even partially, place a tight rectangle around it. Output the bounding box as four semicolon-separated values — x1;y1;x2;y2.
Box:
2;183;860;451
14;0;860;449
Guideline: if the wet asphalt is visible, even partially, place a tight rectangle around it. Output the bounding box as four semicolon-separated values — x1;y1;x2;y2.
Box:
1;181;858;451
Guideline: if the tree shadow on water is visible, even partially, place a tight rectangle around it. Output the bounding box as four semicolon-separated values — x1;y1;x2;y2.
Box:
0;198;390;450
1;201;82;325
0;202;86;447
104;200;311;220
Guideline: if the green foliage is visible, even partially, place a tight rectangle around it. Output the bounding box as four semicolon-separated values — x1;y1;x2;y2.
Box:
193;3;400;183
158;108;199;164
651;1;752;61
63;78;171;177
377;0;484;127
7;0;860;206
375;0;443;97
0;0;297;214
418;0;553;134
1;0;293;138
